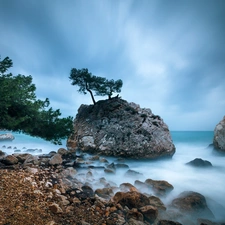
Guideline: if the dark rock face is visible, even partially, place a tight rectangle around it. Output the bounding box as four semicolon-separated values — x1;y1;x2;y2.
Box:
213;116;225;152
67;98;175;159
186;158;213;167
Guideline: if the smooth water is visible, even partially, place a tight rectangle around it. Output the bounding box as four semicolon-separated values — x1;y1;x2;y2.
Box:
1;130;225;220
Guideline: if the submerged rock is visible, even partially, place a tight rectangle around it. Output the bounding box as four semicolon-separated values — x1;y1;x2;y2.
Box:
213;116;225;152
186;158;213;167
67;98;175;159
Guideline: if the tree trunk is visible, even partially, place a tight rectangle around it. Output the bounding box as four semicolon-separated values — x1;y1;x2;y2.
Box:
87;88;96;105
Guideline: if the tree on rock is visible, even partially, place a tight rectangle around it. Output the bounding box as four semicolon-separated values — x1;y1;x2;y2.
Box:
0;56;73;144
69;68;123;104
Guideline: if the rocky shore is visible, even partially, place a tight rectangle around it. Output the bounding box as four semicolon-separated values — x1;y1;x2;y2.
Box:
0;148;224;225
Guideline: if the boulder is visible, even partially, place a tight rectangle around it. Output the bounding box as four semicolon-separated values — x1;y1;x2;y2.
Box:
49;154;63;165
113;191;150;209
67;98;175;159
139;205;158;223
213;116;225;152
0;133;15;141
186;158;212;167
171;191;214;220
1;155;18;165
145;179;174;196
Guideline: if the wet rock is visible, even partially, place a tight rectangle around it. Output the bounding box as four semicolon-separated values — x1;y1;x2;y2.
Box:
62;167;77;178
139;205;158;223
49;154;63;165
1;155;18;165
14;153;32;163
115;163;129;169
126;208;144;222
125;169;143;178
213;116;225;152
186;158;212;167
119;183;138;192
171;191;215;220
134;180;150;193
145;179;174;196
57;148;68;155
149;196;166;211
76;185;94;200
95;187;114;199
113;191;150;209
23;155;39;166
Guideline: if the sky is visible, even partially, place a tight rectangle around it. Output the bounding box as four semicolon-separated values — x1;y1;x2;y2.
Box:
0;0;225;131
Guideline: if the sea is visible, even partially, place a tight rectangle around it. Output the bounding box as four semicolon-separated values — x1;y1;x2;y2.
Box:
1;130;225;220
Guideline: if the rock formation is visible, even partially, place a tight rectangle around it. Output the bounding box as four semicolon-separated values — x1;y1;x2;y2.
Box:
213;116;225;152
67;98;175;159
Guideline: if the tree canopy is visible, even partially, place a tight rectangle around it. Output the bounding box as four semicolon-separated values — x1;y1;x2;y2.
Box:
69;68;123;104
0;56;73;144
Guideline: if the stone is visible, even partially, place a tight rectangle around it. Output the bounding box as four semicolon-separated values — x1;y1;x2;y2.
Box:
67;98;175;159
57;148;68;155
1;155;18;165
149;196;166;211
171;191;215;220
49;203;63;213
0;133;15;141
119;183;138;192
95;187;114;199
49;154;62;165
128;218;146;225
139;205;158;223
62;167;77;178
126;208;144;221
113;191;150;209
213;116;225;152
186;158;212;167
145;179;174;196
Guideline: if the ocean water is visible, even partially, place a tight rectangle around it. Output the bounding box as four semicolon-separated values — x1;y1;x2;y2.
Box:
1;130;225;220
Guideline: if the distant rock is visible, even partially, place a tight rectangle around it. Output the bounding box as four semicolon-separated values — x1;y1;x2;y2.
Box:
213;116;225;152
186;158;212;167
0;133;15;141
67;98;175;159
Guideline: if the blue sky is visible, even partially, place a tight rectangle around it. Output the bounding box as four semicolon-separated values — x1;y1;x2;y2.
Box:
0;0;225;131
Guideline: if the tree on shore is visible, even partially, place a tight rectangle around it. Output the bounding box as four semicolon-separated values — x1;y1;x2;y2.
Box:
69;68;123;104
0;56;73;144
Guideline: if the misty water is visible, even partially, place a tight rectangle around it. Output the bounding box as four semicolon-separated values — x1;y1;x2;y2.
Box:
1;131;225;220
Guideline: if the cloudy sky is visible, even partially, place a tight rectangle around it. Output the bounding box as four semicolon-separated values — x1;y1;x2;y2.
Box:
1;0;225;131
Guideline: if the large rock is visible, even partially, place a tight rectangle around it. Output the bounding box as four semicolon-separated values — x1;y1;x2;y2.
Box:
171;191;214;220
67;98;175;159
213;116;225;152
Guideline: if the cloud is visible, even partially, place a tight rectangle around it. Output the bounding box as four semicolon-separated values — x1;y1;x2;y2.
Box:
0;0;225;130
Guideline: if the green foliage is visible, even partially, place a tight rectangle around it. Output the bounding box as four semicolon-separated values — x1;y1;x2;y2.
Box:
0;56;73;144
69;68;123;104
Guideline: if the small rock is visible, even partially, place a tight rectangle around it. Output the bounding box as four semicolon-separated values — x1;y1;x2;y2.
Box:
186;158;213;167
49;203;63;213
49;154;62;165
